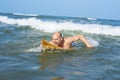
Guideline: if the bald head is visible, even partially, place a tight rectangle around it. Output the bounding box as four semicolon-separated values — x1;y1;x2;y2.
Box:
52;32;63;45
53;32;62;37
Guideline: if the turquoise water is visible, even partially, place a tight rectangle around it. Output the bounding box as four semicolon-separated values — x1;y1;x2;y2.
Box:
0;13;120;80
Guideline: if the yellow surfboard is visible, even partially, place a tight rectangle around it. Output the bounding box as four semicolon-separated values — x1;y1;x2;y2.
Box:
41;39;63;51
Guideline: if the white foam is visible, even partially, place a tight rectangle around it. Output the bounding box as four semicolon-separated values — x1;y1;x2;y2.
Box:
87;18;97;20
0;15;120;36
13;13;38;16
27;46;42;52
87;38;99;47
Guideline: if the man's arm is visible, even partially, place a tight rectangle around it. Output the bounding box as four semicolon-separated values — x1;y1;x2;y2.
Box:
66;35;93;48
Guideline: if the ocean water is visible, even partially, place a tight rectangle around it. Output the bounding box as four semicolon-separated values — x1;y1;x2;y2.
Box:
0;13;120;80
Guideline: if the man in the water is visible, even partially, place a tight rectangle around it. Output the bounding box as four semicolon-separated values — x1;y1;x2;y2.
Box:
49;32;93;49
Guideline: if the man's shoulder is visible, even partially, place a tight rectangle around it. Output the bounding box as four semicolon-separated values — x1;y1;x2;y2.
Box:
64;37;74;43
64;36;75;40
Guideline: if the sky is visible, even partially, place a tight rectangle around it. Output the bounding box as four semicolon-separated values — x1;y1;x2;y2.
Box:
0;0;120;20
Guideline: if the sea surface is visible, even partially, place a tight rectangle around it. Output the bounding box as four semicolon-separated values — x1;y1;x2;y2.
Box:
0;13;120;80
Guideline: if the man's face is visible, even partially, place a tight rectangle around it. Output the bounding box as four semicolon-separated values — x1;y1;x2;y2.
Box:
52;35;62;45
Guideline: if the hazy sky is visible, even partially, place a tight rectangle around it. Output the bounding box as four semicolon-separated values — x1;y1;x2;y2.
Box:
0;0;120;20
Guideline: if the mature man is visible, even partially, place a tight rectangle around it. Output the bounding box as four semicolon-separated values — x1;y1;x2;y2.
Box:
49;32;93;49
